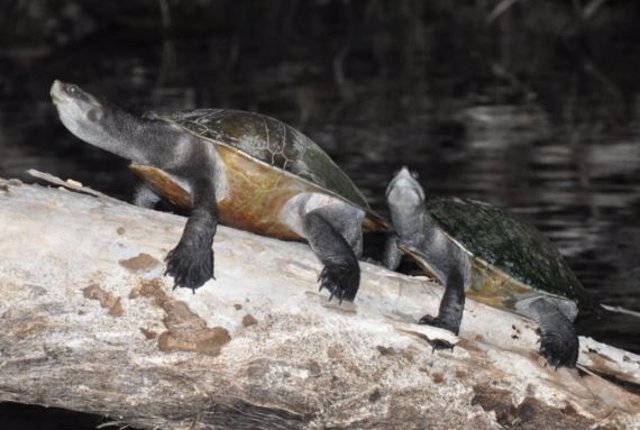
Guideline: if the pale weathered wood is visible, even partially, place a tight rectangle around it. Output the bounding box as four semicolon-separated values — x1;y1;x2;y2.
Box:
0;176;639;429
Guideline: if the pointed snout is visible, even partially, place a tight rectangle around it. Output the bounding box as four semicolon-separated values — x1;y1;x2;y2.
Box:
50;79;67;105
395;166;413;180
385;165;425;204
386;166;418;194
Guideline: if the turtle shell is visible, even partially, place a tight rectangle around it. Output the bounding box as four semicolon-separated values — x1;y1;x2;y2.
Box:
424;197;593;310
130;109;387;239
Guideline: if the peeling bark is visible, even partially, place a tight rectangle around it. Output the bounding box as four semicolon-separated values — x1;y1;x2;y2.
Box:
0;176;639;429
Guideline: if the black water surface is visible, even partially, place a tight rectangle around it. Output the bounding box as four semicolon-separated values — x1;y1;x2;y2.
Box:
1;1;640;427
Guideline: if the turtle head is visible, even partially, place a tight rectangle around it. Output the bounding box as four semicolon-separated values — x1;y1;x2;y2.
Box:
50;80;144;161
386;167;425;209
50;80;109;142
386;167;426;234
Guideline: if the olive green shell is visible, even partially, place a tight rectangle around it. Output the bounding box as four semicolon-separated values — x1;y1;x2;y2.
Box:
156;108;372;211
426;197;592;309
132;109;387;241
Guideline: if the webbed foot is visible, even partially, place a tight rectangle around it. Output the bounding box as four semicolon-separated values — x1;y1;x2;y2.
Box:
165;242;214;292
537;327;579;369
318;263;359;303
521;298;579;369
302;209;361;303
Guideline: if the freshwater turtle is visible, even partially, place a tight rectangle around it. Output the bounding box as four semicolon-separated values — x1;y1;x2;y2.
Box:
50;80;387;300
384;167;594;368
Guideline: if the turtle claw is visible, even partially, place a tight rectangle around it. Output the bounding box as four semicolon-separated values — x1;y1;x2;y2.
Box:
164;242;214;292
418;314;459;351
429;338;455;352
317;264;359;303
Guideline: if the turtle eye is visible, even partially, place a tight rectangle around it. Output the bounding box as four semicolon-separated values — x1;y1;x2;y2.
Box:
411;170;420;179
66;84;79;95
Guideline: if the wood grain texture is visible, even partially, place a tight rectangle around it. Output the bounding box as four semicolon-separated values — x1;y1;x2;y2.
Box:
0;177;639;429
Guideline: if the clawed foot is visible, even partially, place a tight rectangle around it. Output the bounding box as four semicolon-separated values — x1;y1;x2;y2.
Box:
418;314;458;351
164;242;214;292
318;263;359;303
537;328;579;369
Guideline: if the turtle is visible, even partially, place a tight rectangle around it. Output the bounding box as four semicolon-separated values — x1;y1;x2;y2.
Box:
384;167;595;368
50;80;387;300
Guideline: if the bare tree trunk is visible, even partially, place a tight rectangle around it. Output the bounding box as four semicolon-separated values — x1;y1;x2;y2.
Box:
0;175;639;430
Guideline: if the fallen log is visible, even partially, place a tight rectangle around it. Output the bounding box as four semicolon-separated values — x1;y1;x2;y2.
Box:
0;175;639;429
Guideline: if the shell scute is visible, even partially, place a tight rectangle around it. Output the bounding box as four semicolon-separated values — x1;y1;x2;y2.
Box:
157;109;372;210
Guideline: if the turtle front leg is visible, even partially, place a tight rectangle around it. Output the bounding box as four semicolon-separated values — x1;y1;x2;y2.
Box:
412;247;469;350
519;298;579;368
418;266;466;352
303;209;361;303
165;177;217;292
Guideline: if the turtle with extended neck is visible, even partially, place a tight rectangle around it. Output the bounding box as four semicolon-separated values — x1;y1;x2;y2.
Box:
50;80;387;300
384;167;595;368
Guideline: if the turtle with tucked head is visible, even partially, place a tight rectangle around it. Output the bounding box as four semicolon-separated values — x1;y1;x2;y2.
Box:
384;167;596;368
50;80;387;300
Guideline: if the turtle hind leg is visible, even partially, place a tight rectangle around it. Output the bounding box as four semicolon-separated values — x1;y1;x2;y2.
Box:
522;298;579;368
164;177;217;292
303;209;360;303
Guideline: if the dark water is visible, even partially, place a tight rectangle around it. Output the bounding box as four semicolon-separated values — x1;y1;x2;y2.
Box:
1;3;640;426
